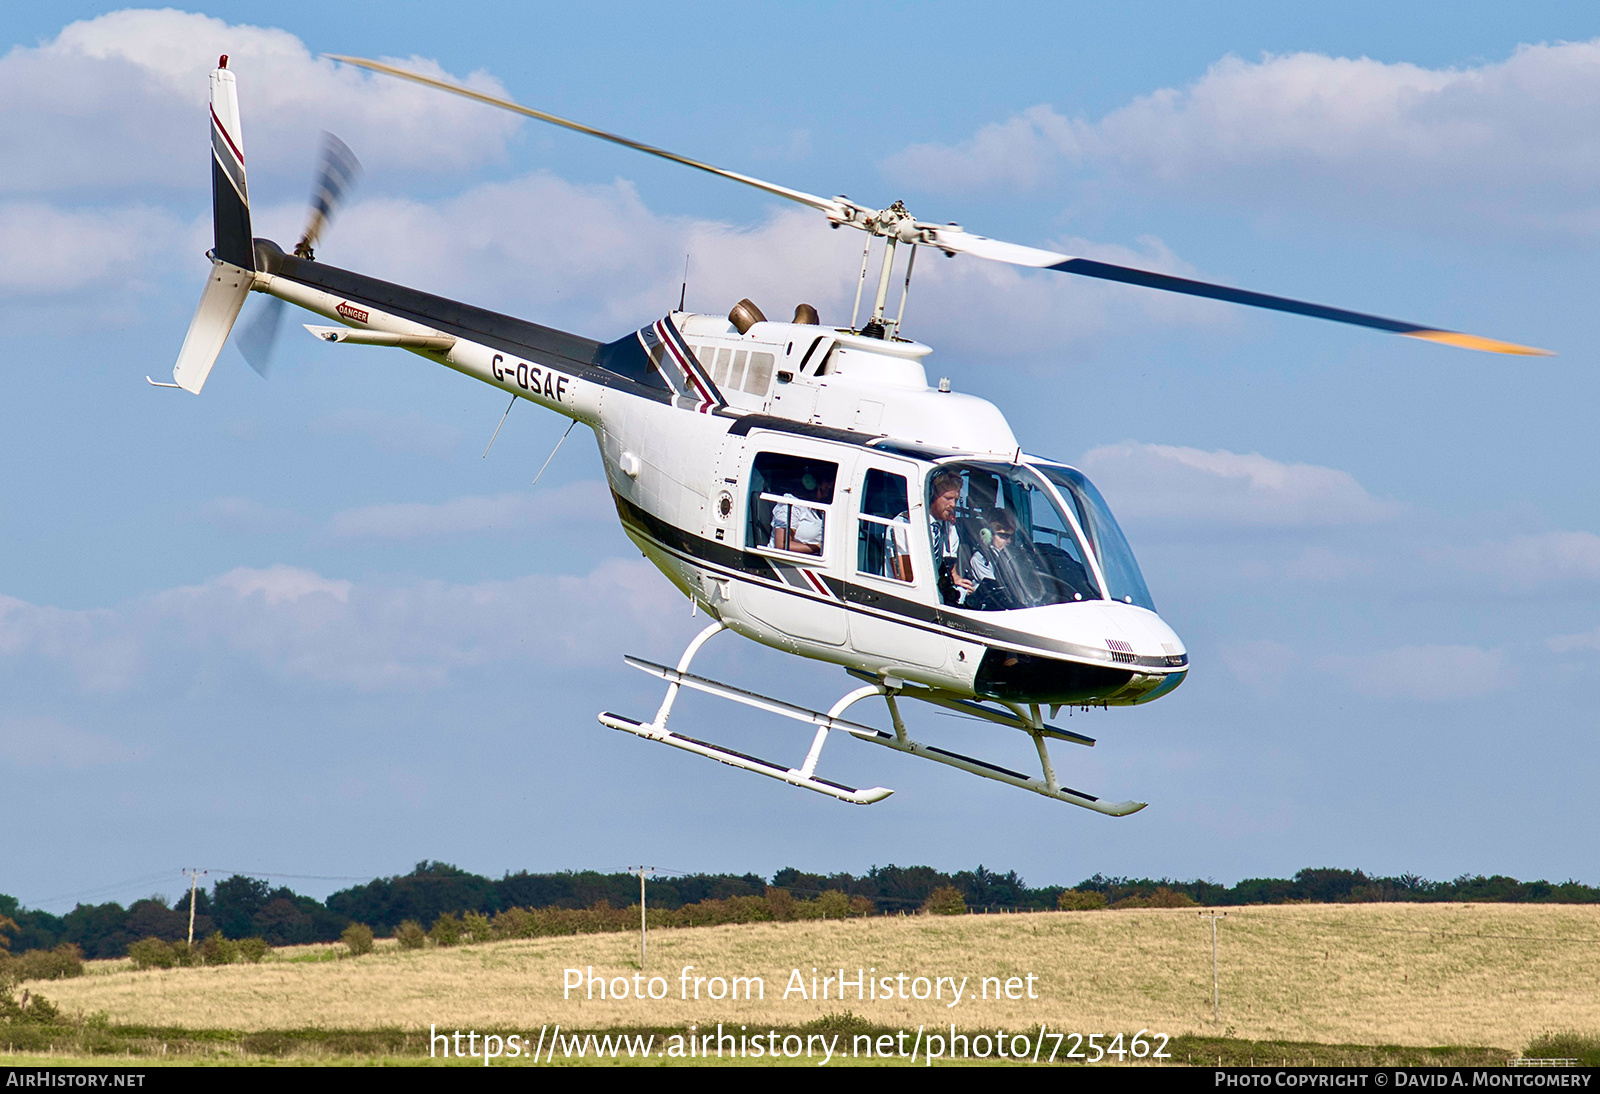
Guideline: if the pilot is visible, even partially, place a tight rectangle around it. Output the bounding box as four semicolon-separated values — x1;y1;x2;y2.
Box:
929;469;975;604
771;470;832;555
967;510;1021;611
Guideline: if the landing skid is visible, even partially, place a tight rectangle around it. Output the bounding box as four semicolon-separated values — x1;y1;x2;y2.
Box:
597;622;1146;816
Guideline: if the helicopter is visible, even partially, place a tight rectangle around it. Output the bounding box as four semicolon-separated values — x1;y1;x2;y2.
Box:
161;56;1549;816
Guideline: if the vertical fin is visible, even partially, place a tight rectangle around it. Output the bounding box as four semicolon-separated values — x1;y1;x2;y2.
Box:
209;58;254;271
171;57;256;394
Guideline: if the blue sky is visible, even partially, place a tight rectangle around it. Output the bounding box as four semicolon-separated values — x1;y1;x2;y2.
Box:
5;2;1600;913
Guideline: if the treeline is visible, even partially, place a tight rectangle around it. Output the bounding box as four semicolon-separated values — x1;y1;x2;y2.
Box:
3;864;1596;960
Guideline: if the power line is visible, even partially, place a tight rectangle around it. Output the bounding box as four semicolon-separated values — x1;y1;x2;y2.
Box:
20;871;180;910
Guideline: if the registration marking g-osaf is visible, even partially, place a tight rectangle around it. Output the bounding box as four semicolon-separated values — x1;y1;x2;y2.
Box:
492;353;570;403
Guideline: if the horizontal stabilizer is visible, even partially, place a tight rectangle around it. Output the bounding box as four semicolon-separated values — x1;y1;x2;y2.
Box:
172;260;252;393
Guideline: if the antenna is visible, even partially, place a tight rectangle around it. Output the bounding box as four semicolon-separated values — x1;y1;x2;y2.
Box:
678;254;689;312
481;396;517;458
531;420;577;487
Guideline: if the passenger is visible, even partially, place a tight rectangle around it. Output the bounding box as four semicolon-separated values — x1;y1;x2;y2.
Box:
771;470;831;555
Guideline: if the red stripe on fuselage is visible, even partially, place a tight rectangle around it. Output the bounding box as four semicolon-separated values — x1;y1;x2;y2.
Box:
800;568;832;598
655;320;714;412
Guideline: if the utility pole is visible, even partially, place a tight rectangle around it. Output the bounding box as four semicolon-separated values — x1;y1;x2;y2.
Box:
630;866;655;970
1199;911;1227;1022
183;869;207;946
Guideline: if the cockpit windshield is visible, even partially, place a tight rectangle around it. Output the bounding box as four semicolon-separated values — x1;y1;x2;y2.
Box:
926;463;1102;610
1034;464;1156;611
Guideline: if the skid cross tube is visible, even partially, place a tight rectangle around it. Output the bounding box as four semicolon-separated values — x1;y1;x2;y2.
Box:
600;636;1144;814
597;626;893;805
844;669;1096;746
851;682;1144;816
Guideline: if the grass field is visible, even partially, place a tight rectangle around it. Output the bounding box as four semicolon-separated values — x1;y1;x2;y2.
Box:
10;903;1599;1064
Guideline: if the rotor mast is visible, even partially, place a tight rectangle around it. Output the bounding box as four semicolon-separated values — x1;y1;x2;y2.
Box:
854;201;923;340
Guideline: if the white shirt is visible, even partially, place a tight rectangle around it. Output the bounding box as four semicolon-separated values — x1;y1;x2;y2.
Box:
771;494;824;551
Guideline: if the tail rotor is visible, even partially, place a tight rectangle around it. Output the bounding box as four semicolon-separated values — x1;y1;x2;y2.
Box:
238;132;363;377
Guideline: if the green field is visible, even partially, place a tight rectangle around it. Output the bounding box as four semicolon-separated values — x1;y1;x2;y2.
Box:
6;903;1598;1065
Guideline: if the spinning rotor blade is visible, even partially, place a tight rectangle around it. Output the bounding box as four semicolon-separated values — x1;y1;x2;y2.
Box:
326;56;843;217
235;295;286;377
295;131;363;259
242;133;363;377
920;229;1553;356
331;55;1550;357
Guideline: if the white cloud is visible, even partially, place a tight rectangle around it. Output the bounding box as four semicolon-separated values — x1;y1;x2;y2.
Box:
328;479;612;539
1316;644;1512;701
325;172;1216;360
884;41;1600;236
211;564;351;605
0;9;520;195
0;202;183;294
1077;441;1400;528
1435;531;1600;592
1548;627;1600;654
884;104;1081;191
0;593;139;692
0;557;684;693
201;497;302;534
0;12;1229;344
0;716;139;768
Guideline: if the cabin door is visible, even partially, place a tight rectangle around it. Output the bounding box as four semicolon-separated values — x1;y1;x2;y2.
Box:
847;456;947;669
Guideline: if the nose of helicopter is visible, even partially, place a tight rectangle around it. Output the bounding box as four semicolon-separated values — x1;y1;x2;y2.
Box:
971;599;1188;707
1018;598;1185;661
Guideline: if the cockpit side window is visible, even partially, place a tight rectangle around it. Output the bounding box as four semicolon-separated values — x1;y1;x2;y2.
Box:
747;452;838;558
925;463;1102;610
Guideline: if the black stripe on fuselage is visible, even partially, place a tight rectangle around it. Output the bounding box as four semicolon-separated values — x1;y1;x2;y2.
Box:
725;414;968;463
252;239;675;405
608;488;1181;672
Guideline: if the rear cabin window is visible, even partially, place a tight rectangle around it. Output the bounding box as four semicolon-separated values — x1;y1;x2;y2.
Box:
695;345;777;397
747;453;838;558
857;469;914;583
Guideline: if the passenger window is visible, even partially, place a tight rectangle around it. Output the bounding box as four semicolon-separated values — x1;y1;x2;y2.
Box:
744;352;775;394
747;452;838;558
857;469;913;583
693;346;774;395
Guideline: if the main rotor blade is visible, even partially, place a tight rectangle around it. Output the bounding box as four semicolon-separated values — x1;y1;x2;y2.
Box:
927;229;1552;356
328;55;1549;357
326;55;844;218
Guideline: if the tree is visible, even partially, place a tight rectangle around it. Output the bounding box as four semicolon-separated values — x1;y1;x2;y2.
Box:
211;876;273;939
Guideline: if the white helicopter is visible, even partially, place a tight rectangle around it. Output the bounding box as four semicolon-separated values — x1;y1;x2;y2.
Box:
162;57;1549;816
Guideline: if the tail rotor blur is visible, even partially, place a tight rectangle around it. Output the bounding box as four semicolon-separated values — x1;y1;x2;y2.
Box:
238;132;363;376
294;132;362;260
